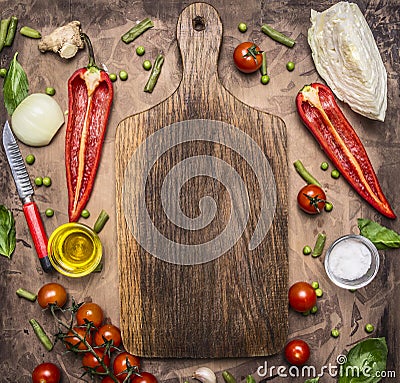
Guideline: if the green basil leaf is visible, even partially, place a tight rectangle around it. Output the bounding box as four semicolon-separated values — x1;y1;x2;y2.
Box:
3;52;29;115
338;337;387;383
358;218;400;250
0;205;16;258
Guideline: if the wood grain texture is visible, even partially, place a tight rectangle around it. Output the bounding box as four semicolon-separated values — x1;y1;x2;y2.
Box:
116;3;288;358
0;0;399;381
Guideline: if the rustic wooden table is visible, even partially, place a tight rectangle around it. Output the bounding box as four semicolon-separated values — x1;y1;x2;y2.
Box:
1;0;399;382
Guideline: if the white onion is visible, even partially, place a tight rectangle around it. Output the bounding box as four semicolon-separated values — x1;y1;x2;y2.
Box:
11;93;64;146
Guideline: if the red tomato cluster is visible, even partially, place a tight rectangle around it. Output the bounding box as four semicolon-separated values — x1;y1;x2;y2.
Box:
33;284;158;383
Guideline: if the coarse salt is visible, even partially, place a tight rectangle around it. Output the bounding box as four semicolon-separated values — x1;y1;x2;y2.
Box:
328;238;372;280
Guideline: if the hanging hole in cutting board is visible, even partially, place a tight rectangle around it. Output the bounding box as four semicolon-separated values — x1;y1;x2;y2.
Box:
122;119;277;266
192;16;206;31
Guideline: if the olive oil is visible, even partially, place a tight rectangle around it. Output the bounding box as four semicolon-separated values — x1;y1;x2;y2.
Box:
48;223;102;277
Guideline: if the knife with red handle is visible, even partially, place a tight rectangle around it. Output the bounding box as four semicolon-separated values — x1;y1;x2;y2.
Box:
2;121;53;272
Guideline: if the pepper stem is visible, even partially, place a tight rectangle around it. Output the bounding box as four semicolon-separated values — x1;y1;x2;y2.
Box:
81;32;97;69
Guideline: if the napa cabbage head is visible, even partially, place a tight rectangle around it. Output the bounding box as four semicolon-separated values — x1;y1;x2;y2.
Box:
308;1;387;121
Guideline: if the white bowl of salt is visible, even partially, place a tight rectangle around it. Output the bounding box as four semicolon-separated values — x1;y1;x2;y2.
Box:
324;234;380;289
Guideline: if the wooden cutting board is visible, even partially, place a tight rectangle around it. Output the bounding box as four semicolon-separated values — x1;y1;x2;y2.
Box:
115;2;288;358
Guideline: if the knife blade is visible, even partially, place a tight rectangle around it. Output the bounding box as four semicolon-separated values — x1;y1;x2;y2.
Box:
3;121;53;272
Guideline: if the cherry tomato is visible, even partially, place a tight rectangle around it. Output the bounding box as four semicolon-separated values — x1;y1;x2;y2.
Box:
284;339;310;366
297;184;326;214
82;348;110;373
94;324;122;350
113;352;140;381
37;283;67;309
131;372;158;383
65;326;93;351
32;362;61;383
101;377;115;383
233;42;263;73
288;282;317;313
76;302;104;328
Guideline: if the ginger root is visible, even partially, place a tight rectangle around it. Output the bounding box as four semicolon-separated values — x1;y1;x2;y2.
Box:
38;21;84;59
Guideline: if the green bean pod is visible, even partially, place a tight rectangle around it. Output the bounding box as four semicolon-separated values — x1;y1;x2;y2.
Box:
0;18;11;53
261;24;295;48
312;233;326;258
29;318;53;351
260;51;267;76
121;18;154;44
144;54;164;93
20;26;41;39
222;371;236;383
246;375;256;383
5;16;18;46
293;160;321;187
16;288;37;302
93;209;109;233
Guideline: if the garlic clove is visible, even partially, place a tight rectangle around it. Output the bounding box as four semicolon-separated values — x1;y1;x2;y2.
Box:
192;367;217;383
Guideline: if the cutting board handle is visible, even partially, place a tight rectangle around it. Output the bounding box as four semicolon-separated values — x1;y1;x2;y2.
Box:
176;3;223;91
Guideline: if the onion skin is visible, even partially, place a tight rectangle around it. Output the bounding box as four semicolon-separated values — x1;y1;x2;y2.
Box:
11;93;64;147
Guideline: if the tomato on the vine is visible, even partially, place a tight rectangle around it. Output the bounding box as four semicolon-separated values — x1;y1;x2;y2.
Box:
37;283;67;309
32;363;61;383
233;42;263;73
131;371;158;383
113;351;140;380
297;184;326;214
94;324;122;350
65;326;92;351
82;349;110;373
288;282;317;313
284;339;310;366
76;302;104;328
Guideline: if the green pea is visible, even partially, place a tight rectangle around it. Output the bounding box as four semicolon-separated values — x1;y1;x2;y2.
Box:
311;281;319;289
302;245;312;255
45;87;55;96
349;288;357;293
365;323;374;333
45;208;54;217
109;73;117;82
119;70;128;81
302;310;310;316
324;202;333;212
42;176;51;187
315;288;323;298
310;305;318;314
331;169;340;179
136;45;145;56
331;328;340;338
0;68;7;77
260;75;270;85
81;209;90;218
320;161;329;171
143;60;152;71
238;22;247;33
34;177;43;186
25;154;35;165
286;61;295;71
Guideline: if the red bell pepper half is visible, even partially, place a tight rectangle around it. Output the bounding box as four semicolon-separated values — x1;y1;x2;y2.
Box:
65;33;113;222
296;83;395;219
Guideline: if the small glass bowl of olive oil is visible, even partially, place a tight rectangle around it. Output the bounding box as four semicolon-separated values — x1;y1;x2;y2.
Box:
48;222;102;278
